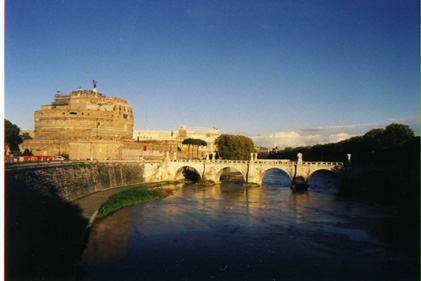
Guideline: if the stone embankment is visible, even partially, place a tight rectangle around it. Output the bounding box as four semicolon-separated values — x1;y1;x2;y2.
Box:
4;160;183;281
5;161;145;201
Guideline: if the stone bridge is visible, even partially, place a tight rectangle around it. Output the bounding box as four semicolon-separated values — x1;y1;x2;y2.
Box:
146;157;345;187
5;157;345;201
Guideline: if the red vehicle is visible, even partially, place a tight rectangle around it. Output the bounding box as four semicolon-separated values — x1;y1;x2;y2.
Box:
22;156;54;162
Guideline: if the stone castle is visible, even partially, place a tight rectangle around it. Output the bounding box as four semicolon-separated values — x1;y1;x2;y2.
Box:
35;89;134;140
22;88;139;160
21;87;219;160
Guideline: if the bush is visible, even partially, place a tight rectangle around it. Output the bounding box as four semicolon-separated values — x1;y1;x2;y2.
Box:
97;188;164;218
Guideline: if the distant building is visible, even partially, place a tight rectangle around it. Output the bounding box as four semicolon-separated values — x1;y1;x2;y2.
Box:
255;145;269;153
21;88;140;160
133;125;219;159
255;145;270;158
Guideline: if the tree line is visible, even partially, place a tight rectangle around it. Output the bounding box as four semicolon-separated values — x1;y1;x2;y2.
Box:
265;123;418;166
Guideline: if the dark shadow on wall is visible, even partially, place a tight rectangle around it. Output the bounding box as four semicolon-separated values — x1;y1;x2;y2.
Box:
5;173;89;281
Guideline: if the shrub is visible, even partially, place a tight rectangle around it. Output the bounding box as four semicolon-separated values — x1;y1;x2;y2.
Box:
97;188;164;218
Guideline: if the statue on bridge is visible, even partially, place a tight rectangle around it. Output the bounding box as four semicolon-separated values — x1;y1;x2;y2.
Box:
297;153;303;163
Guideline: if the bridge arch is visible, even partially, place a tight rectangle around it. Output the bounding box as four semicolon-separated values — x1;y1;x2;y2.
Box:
173;165;202;181
307;169;340;188
308;167;341;179
215;166;246;183
262;167;292;180
258;167;295;186
261;168;293;186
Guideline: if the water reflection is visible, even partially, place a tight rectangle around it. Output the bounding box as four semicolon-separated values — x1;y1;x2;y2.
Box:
83;208;134;263
81;174;419;281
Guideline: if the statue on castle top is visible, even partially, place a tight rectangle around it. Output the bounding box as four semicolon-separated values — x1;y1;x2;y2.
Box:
92;80;97;89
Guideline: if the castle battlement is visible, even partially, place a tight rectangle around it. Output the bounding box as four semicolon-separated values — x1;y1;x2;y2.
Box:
34;89;134;141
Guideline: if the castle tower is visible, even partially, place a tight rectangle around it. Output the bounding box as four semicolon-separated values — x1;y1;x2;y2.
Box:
34;89;134;140
179;124;187;137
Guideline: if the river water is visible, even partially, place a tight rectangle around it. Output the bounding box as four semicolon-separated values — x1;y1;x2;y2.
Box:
80;171;419;281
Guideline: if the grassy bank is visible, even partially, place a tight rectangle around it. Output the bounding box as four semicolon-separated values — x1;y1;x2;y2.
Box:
96;183;176;218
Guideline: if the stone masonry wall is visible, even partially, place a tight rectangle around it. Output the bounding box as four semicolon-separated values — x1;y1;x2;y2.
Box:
5;162;145;201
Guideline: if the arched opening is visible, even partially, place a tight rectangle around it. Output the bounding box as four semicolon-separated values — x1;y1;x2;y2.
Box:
262;168;292;187
308;170;340;191
174;166;202;183
217;167;245;185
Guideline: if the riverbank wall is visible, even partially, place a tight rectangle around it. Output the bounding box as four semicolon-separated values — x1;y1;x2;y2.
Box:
4;161;161;280
5;161;145;201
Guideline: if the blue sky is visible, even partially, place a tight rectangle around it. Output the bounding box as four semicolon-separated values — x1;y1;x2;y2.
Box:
5;0;420;147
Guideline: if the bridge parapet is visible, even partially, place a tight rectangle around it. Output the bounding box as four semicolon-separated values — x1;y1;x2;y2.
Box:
302;162;344;167
170;159;203;163
214;160;249;164
250;160;295;165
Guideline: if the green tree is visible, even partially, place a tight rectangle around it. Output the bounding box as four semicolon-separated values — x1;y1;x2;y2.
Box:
364;128;385;139
215;134;255;160
363;128;385;147
383;123;414;148
21;132;33;140
182;138;207;159
5;119;23;155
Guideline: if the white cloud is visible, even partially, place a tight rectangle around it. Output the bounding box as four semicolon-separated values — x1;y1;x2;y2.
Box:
253;131;352;148
299;116;420;137
251;115;420;149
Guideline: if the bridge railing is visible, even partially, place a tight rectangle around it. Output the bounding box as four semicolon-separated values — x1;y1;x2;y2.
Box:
250;160;295;165
167;159;343;166
214;160;249;164
170;159;203;163
302;162;344;166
